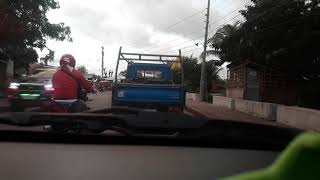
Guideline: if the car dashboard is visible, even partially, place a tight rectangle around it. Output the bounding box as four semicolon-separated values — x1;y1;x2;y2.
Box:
0;142;278;180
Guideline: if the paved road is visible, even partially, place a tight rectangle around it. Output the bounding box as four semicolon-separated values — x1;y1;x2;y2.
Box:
186;100;289;128
87;91;112;111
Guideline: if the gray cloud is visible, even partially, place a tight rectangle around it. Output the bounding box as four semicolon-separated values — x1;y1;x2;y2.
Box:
54;0;247;50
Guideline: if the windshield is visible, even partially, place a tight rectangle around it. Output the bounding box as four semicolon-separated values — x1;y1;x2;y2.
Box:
0;0;318;139
137;70;163;79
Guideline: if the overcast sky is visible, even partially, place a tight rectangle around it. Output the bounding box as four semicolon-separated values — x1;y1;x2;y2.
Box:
40;0;249;77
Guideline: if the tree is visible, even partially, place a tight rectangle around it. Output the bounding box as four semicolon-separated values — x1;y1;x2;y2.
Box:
203;21;241;64
119;70;127;77
40;49;55;66
208;0;320;108
182;56;222;92
205;60;223;92
77;65;88;75
183;56;201;92
0;0;72;65
212;0;320;79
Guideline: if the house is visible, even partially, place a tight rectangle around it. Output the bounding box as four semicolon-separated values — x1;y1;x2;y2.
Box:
226;61;297;105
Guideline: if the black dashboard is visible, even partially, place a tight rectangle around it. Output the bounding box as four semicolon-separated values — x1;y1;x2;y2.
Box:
0;142;278;180
0;111;301;180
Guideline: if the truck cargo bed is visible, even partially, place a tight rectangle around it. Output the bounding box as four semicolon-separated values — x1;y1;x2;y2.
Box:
112;83;185;107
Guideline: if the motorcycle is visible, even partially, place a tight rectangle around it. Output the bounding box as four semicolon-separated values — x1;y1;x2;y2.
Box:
39;94;91;133
32;89;91;113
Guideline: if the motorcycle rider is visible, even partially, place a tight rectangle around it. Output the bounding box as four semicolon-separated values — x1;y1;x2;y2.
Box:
52;54;95;112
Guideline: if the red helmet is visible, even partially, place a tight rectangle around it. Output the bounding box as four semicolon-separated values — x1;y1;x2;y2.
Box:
60;54;76;67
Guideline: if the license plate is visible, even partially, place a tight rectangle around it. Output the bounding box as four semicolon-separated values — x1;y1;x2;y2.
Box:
20;94;40;100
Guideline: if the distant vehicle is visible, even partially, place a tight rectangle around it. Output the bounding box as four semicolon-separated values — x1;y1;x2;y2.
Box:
7;68;57;111
7;79;54;111
112;47;185;112
98;80;112;92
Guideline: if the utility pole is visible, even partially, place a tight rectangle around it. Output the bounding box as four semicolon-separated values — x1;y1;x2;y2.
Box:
101;46;104;77
200;0;211;101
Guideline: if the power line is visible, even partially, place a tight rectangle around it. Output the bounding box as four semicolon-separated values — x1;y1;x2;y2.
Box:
139;8;206;41
144;0;276;55
209;0;250;23
160;44;199;54
183;47;204;54
152;34;204;54
155;14;242;55
152;13;244;54
207;13;242;36
141;0;250;54
138;30;201;53
155;0;291;56
208;0;251;31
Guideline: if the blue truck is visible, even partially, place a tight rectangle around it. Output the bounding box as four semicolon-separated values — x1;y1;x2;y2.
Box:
112;47;185;112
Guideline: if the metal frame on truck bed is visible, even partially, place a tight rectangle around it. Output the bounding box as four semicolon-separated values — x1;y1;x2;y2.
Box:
114;46;184;85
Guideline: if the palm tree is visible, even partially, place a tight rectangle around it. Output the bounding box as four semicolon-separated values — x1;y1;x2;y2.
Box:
202;21;241;59
205;60;223;92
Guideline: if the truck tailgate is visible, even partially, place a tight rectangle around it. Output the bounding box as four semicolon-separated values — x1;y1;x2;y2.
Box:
112;83;185;104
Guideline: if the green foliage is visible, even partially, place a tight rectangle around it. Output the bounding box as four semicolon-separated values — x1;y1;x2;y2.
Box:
119;70;127;77
78;65;88;75
183;56;222;93
203;21;241;64
207;0;320;108
40;49;54;66
9;47;38;68
183;56;201;92
211;0;320;80
1;0;72;65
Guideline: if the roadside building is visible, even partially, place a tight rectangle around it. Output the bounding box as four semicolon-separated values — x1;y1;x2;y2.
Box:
28;64;57;83
0;49;13;97
226;61;297;105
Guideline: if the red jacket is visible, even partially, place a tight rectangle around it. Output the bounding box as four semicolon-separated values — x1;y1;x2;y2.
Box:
52;66;94;100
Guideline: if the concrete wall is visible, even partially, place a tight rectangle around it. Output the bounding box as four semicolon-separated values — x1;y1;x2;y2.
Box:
188;94;320;131
210;95;320;130
186;93;201;102
212;96;235;110
234;99;278;121
211;96;277;120
226;88;244;99
277;106;320;131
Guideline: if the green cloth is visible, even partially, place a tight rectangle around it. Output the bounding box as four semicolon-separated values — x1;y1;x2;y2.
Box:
222;133;320;180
